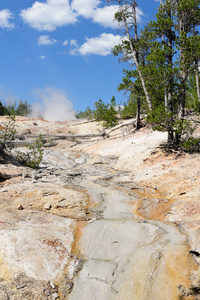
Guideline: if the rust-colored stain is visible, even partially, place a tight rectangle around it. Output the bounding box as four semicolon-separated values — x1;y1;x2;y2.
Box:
162;247;198;300
129;186;200;299
71;220;87;257
130;187;175;221
55;220;87;300
42;239;68;260
0;124;5;130
55;187;96;299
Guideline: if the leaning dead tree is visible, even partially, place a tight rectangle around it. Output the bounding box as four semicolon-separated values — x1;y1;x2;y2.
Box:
110;0;152;112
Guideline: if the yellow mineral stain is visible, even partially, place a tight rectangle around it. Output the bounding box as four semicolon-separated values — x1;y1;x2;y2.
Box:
71;220;87;257
117;244;197;300
55;187;94;299
128;187;198;300
153;245;197;300
131;188;175;221
0;249;10;281
55;220;87;300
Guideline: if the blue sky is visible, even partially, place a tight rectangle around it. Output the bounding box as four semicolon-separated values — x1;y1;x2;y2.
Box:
0;0;159;121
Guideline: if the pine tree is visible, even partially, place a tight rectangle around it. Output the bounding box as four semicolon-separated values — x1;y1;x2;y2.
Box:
110;0;152;112
145;0;200;145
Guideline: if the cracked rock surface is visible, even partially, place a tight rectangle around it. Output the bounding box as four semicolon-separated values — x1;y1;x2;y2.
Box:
0;116;200;299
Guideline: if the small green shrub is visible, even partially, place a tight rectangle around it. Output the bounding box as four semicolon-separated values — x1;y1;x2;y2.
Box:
17;135;44;169
120;100;137;119
146;106;196;147
180;137;200;153
0;114;17;152
94;97;119;128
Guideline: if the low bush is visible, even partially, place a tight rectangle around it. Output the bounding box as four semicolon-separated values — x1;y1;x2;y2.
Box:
17;135;44;169
180;137;200;153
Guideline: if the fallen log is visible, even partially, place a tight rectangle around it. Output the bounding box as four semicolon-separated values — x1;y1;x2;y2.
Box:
0;171;22;181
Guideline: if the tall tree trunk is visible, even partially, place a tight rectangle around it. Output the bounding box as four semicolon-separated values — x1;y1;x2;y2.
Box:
162;33;168;110
160;0;168;110
118;0;152;112
179;81;186;117
195;60;200;105
166;8;174;144
133;0;142;129
164;89;168;109
177;17;186;144
178;18;186;118
136;96;141;130
193;27;200;106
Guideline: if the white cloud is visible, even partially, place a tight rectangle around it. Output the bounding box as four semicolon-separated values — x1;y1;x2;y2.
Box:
70;39;78;47
93;5;144;28
71;1;119;29
63;40;68;46
32;87;75;121
93;5;119;29
71;1;143;28
135;7;144;23
20;0;145;32
20;0;78;31
40;55;46;59
38;35;57;45
0;9;14;29
76;33;121;56
71;0;100;18
70;39;79;55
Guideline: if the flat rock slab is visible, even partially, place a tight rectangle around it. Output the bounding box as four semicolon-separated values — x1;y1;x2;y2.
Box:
80;220;163;260
69;220;193;300
0;212;75;281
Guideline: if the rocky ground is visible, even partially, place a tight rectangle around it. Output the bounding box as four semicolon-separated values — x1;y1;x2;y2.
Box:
0;115;200;299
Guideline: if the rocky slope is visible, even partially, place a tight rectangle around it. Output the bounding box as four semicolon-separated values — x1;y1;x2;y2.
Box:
0;116;200;299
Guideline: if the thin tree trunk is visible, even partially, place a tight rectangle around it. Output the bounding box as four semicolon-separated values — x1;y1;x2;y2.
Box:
195;60;200;104
160;0;168;110
178;18;186;118
128;39;152;112
193;27;200;106
166;7;174;144
162;33;168;109
168;130;174;145
136;96;141;129
179;82;186;117
133;0;142;129
119;0;152;112
164;88;168;109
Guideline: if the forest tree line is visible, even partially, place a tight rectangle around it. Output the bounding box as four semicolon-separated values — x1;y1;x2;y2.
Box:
0;99;31;116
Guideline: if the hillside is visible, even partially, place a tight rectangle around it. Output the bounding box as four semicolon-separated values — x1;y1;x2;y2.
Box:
0;115;200;299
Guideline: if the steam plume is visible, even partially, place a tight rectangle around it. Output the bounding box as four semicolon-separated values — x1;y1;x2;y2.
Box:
30;87;75;121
